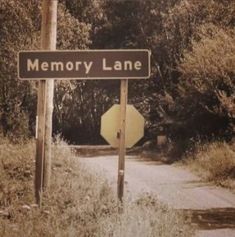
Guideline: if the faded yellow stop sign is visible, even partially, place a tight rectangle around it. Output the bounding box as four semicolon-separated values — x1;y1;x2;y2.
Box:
101;104;144;148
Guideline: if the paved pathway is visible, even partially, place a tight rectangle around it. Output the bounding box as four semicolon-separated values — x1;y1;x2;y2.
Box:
79;155;235;237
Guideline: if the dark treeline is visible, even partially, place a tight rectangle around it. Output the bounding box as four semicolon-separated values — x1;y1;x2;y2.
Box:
0;0;234;149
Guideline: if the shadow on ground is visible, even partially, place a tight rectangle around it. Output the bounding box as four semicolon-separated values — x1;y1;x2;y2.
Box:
183;208;235;230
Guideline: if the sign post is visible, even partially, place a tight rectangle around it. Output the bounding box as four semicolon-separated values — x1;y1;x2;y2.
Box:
118;79;128;201
100;103;145;202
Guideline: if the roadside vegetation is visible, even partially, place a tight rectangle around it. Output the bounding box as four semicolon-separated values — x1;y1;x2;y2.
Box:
0;139;195;237
0;0;234;232
183;141;235;191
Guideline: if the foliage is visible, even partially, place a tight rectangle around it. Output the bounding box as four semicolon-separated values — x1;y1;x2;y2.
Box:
0;0;234;147
0;0;91;140
54;81;115;144
91;0;181;138
154;0;235;142
0;139;35;207
184;141;235;188
0;140;194;237
0;0;39;138
178;25;235;138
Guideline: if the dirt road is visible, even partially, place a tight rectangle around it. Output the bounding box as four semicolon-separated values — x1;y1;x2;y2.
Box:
79;155;235;237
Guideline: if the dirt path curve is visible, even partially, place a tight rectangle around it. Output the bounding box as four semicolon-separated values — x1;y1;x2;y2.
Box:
79;155;235;237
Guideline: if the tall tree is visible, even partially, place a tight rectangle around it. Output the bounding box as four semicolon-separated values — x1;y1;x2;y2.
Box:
0;0;91;140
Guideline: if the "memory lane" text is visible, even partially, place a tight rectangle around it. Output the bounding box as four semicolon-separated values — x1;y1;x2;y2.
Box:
18;50;150;79
27;58;142;74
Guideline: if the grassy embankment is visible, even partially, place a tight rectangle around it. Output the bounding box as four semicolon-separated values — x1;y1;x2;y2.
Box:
0;138;195;237
183;141;235;191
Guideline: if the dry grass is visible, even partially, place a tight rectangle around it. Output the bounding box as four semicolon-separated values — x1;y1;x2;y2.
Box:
184;141;235;189
0;137;195;237
102;196;194;237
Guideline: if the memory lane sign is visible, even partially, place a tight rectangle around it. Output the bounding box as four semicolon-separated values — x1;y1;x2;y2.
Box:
18;49;151;80
18;48;151;203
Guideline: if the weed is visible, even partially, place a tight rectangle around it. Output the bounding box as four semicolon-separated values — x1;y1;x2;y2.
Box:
0;138;194;237
184;141;235;188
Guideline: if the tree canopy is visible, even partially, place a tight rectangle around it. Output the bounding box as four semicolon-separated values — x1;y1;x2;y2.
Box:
0;0;234;146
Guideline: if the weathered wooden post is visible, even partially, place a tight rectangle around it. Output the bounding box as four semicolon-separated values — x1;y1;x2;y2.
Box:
117;79;128;201
35;0;57;205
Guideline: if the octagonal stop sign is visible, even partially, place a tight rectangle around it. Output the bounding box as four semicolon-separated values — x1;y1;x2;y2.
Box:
101;104;144;148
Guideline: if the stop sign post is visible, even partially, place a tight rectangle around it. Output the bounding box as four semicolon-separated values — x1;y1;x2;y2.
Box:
101;102;145;201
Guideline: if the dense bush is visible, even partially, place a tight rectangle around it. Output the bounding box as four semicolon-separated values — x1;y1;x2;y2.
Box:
184;141;235;188
0;0;91;140
178;25;235;139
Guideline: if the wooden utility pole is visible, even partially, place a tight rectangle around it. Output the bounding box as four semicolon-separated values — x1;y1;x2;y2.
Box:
35;0;57;205
117;79;128;201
